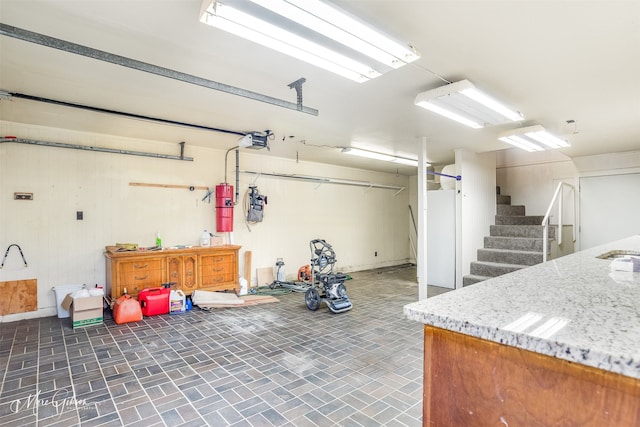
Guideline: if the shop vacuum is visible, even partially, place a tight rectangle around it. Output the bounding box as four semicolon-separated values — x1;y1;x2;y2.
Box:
304;239;352;314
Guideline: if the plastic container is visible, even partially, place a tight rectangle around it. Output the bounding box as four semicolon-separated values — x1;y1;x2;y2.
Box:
169;289;186;314
200;230;211;247
239;277;248;296
156;232;162;248
52;284;86;318
139;287;170;316
112;294;143;324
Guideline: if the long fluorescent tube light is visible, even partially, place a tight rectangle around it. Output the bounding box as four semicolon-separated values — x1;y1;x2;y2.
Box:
248;0;419;68
200;0;418;82
342;147;424;167
201;2;377;82
414;79;524;128
499;125;570;152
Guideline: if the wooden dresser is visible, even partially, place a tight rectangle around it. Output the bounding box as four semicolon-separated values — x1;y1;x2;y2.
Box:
104;245;240;299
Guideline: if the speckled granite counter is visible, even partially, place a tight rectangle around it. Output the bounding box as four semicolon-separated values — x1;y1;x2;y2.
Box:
404;235;640;380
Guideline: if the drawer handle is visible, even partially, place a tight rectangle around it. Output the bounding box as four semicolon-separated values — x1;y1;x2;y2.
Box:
212;267;224;272
134;263;149;269
135;275;149;280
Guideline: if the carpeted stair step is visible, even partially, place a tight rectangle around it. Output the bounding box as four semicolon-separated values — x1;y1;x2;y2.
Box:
495;215;545;225
470;261;529;277
496;194;511;205
484;236;546;252
490;224;555;239
477;248;543;266
463;274;490;286
497;204;525;216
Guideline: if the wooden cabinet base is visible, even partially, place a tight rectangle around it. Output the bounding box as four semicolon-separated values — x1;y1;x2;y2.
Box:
105;245;240;299
423;326;640;426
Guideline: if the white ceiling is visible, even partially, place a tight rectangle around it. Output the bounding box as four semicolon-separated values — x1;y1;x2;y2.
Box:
1;0;639;174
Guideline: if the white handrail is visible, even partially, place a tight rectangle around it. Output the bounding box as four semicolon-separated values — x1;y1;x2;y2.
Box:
542;182;576;262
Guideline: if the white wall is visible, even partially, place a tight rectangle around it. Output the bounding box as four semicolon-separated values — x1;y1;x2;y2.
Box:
496;147;640;251
408;151;496;289
0;121;410;321
456;149;497;286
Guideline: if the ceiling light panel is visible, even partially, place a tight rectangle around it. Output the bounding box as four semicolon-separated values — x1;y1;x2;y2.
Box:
200;0;419;82
342;147;421;167
499;125;570;152
249;0;419;68
415;79;524;128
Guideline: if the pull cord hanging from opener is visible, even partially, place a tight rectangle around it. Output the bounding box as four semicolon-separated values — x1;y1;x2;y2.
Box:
0;244;28;268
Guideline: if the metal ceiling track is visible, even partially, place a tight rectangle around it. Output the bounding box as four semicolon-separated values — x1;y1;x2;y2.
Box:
0;137;194;161
4;91;247;137
0;23;319;116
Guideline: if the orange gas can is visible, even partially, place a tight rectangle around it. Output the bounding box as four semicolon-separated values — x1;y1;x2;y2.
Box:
112;294;143;324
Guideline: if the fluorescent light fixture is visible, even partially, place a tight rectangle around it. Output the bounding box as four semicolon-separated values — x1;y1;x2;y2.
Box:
342;147;423;167
249;0;419;68
414;79;524;128
499;125;570;152
200;0;419;82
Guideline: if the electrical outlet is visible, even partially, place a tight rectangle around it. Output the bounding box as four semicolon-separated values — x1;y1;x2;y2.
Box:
77;211;83;220
374;251;378;257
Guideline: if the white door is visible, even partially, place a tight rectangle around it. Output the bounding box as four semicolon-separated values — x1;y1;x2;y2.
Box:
579;173;640;249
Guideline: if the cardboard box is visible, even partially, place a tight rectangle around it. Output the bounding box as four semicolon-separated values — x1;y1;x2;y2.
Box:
61;294;103;328
210;235;224;246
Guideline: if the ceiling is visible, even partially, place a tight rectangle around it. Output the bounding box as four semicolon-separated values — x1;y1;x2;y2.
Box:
1;0;639;175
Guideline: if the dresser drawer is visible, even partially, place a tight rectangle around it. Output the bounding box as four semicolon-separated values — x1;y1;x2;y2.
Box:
118;258;164;295
120;259;163;275
200;254;234;267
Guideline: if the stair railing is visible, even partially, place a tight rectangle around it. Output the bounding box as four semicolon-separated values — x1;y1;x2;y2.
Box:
542;182;576;262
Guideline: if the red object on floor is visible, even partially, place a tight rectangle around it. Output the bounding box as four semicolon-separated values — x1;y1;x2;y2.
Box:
138;287;170;316
112;294;143;324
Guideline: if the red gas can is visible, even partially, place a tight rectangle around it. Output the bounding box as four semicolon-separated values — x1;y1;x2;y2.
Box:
138;287;170;316
112;295;143;324
216;183;234;232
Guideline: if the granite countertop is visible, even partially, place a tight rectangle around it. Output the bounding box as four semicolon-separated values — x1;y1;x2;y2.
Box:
404;235;640;380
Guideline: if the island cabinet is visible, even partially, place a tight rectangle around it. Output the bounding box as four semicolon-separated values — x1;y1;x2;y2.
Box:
105;245;240;299
405;235;640;427
423;326;640;427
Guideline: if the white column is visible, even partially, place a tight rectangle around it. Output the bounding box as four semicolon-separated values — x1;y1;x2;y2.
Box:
417;137;428;300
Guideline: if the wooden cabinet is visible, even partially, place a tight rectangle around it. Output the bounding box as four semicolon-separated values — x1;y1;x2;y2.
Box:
167;254;198;293
423;326;640;426
105;245;240;299
200;251;236;287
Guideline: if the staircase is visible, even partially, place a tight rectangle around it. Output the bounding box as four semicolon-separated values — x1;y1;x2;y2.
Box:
463;189;555;286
